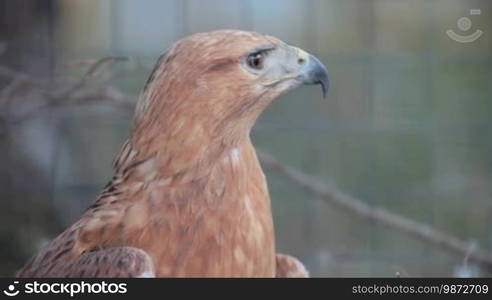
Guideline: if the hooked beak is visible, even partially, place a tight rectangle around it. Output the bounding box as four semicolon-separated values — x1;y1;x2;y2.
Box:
293;47;329;98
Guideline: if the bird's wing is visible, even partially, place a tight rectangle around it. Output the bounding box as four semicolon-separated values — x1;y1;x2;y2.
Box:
275;253;309;278
23;247;155;278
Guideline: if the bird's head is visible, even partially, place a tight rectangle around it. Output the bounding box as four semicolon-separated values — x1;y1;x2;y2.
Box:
132;30;328;168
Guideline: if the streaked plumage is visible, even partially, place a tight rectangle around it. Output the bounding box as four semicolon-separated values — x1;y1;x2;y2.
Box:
17;30;327;277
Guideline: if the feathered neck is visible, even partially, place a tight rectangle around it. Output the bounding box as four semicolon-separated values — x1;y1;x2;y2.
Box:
116;105;253;185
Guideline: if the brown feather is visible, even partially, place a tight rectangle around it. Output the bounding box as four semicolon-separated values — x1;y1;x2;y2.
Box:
17;30;308;278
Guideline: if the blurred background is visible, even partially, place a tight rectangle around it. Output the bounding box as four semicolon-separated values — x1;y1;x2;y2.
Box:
1;0;491;277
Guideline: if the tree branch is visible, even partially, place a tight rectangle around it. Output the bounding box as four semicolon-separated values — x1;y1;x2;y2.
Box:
257;150;492;271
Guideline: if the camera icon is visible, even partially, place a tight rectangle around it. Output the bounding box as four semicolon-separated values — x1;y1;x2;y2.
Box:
446;9;483;43
3;281;20;297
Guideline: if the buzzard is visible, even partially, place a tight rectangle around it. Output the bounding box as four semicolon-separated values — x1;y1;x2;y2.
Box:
17;30;328;277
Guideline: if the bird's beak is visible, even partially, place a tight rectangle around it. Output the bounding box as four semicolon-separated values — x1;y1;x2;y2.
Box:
293;47;329;98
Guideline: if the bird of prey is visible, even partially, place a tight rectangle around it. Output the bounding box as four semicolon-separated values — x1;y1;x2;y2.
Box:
17;30;328;278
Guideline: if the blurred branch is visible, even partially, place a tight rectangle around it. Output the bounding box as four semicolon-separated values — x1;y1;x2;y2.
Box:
0;57;135;126
57;56;128;99
257;151;492;271
0;65;49;88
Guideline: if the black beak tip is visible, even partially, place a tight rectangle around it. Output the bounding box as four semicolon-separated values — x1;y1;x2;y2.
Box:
317;76;329;99
307;55;329;99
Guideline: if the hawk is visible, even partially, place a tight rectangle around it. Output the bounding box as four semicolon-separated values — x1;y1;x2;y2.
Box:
17;30;328;277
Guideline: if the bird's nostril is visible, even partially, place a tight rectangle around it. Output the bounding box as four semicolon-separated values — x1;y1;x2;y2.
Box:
297;58;305;65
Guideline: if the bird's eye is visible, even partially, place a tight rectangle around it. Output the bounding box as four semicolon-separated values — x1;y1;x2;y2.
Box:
246;52;266;70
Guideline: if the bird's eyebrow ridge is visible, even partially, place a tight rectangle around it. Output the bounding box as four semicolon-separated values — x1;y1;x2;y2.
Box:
251;44;277;54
